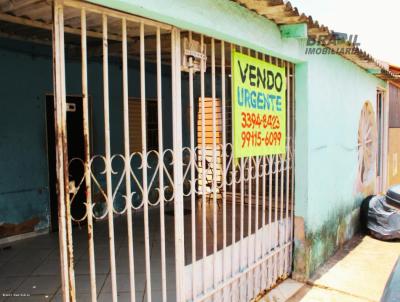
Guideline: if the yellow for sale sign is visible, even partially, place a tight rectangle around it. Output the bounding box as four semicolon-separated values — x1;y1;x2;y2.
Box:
232;51;286;158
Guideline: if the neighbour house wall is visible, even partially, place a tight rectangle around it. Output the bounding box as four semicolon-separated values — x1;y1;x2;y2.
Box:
387;83;400;187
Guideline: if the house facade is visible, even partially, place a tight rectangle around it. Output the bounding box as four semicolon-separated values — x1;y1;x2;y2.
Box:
0;0;398;301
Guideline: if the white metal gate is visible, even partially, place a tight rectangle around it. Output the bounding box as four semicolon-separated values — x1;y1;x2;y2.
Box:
180;38;295;301
52;1;295;302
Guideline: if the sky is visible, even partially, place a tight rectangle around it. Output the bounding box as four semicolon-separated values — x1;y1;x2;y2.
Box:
289;0;400;66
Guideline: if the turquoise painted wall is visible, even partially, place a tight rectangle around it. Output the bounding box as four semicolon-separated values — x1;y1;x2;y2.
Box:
307;52;384;229
294;62;309;221
0;41;52;232
294;48;386;277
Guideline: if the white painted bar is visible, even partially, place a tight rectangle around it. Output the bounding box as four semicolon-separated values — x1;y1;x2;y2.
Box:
187;30;197;302
211;38;218;295
220;40;228;301
53;3;71;301
171;27;186;302
102;14;118;302
230;43;238;301
285;61;291;275
59;5;76;299
260;52;267;291
122;17;136;302
290;63;296;274
140;21;152;302
81;8;97;302
268;155;273;288
254;155;260;296
200;34;207;296
156;26;167;302
238;46;245;301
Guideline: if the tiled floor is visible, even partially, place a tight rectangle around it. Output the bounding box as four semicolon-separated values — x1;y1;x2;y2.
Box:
0;211;177;302
0;199;284;302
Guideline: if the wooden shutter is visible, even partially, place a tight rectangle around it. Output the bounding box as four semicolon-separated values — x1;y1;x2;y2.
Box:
197;98;223;191
128;99;142;153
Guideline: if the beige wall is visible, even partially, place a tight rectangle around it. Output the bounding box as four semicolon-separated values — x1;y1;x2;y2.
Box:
387;128;400;187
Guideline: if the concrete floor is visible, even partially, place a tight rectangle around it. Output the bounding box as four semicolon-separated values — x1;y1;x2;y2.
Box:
261;234;400;302
0;198;284;302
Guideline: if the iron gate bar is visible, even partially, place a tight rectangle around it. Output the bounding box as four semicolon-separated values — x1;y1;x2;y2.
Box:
254;47;260;294
285;60;290;276
156;25;168;302
221;40;227;301
140;20;152;302
80;8;97;302
211;37;218;293
188;30;197;302
53;2;73;301
290;63;295;273
200;33;207;297
101;14;119;302
230;43;237;292
121;16;136;302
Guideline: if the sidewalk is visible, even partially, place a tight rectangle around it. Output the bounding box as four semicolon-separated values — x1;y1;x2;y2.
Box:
261;234;400;302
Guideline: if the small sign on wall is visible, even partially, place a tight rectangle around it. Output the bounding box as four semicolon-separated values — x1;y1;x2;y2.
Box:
232;51;286;158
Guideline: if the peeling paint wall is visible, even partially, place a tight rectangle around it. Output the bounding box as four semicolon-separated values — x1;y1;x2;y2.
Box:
0;39;53;238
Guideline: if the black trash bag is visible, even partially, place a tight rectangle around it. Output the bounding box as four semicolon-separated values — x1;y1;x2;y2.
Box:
386;185;400;209
360;195;375;232
367;195;400;240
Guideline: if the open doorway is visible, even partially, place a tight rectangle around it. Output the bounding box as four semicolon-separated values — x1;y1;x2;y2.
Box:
46;95;91;231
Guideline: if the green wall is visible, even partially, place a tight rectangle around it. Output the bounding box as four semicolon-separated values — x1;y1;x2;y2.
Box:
307;51;384;229
294;49;386;277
